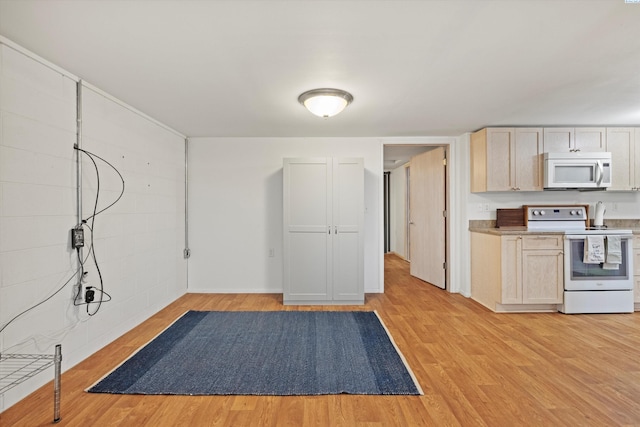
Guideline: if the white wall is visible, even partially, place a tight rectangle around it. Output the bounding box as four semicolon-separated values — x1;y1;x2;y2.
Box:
0;41;187;410
188;138;382;293
468;189;640;221
188;136;471;298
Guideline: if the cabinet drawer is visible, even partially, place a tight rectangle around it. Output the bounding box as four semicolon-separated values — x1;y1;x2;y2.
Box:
522;235;563;250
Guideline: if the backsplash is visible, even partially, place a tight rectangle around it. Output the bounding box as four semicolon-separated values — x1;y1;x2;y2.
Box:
596;219;640;229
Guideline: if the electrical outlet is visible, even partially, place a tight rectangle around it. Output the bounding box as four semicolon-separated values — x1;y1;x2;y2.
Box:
78;272;94;304
85;287;95;303
484;204;490;212
81;281;93;303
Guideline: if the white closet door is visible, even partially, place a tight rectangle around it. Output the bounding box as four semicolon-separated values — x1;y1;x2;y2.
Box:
332;158;364;301
283;158;332;302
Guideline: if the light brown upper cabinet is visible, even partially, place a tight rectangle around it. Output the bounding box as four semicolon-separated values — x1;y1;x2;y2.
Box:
470;127;543;192
543;127;606;153
606;128;637;191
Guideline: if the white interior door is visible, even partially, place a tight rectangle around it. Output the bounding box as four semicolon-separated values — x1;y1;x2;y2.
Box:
409;147;446;289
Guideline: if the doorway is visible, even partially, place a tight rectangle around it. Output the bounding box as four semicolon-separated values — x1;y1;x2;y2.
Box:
383;144;449;290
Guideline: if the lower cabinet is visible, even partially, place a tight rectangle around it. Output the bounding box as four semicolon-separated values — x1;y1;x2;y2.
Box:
471;232;564;312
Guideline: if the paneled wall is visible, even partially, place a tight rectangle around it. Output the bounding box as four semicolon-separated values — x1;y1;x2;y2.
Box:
0;41;187;410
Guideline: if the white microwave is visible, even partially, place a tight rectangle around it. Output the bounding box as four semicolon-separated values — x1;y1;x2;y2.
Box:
543;152;612;190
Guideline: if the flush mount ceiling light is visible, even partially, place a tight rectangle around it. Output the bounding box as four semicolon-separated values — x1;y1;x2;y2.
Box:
298;88;354;118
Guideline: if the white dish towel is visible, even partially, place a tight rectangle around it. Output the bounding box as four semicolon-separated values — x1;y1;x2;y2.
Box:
603;235;622;270
583;235;605;264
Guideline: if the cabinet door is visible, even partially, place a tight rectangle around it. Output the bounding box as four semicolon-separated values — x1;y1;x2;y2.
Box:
486;128;514;191
606;128;635;191
543;128;605;152
522;249;564;304
543;128;574;153
470;129;488;193
514;128;543;191
575;127;606;152
501;236;522;304
332;158;364;301
283;158;332;302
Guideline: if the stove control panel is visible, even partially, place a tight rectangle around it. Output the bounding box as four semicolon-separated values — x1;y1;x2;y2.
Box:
526;206;587;222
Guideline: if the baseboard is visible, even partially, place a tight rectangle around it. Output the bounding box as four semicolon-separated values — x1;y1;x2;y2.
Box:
495;303;559;313
187;289;282;294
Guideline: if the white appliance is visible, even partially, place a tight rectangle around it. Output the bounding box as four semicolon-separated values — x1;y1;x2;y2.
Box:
526;205;634;314
543;152;612;190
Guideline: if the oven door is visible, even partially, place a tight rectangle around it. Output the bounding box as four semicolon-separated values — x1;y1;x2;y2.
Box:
563;235;633;291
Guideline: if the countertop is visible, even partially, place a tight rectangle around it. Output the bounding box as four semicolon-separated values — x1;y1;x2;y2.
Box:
469;219;640;236
469;227;564;236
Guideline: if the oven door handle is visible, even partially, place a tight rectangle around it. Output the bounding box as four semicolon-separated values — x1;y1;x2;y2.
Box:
564;234;633;240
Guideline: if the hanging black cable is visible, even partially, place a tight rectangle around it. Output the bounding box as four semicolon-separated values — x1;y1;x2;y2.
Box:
74;147;125;222
73;146;125;316
1;143;125;335
0;268;82;335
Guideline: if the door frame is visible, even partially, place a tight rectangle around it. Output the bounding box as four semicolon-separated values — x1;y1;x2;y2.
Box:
380;138;459;294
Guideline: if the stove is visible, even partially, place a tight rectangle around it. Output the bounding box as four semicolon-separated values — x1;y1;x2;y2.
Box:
525;205;634;314
525;205;589;231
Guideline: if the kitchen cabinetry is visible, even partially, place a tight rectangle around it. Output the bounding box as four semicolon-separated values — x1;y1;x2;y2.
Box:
543;127;606;153
283;157;364;305
606;127;639;191
470;127;542;192
471;232;564;312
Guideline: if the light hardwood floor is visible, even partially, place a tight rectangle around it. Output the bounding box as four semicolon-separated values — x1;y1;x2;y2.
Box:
2;254;640;426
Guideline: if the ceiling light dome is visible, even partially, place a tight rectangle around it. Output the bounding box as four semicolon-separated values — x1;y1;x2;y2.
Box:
298;88;353;118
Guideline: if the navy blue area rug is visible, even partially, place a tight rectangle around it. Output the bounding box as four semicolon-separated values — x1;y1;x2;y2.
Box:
87;311;422;396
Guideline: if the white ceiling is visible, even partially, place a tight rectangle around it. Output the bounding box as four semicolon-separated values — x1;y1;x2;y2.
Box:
1;0;640;138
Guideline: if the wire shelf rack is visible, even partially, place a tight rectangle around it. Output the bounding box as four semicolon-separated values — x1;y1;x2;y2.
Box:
0;345;62;423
